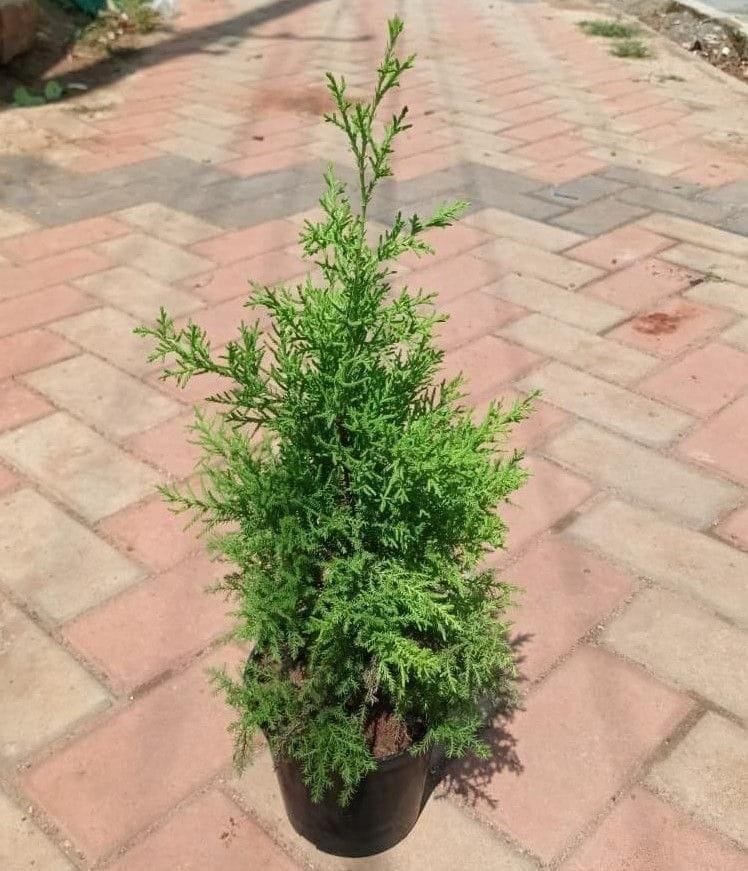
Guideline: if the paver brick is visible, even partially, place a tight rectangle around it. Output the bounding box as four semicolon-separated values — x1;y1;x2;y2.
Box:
484;273;625;332
191;219;302;264
156;136;241;166
501;313;657;385
686;280;748;317
507;117;574;142
177;294;271;349
0;488;143;621
125;412;200;479
511;133;589;163
582;257;700;310
700;178;748;204
463;207;585;251
232;746;535;871
0;217;128;263
99;493;199;572
638;213;748;258
404;252;507;303
551;197;649;236
0;412;162;522
95;234;213;283
439;290;525;350
63;553;228;692
50;307;156;377
474;238;603;289
474;184;563;220
455;646;691;863
74;266;203;321
28;186;148;228
519;362;691;447
222;147;309;177
190;251;307;303
647;713;748;848
22;649;238;863
70;145;161;174
661;243;747;285
721;318;748;351
604;587;748;718
497;100;559;127
0;789;74;870
0;285;95;338
562;787;748;871
717;503;748;551
566;225;671;270
610;297;731;358
505;536;635;682
569;499;748;627
24;354;180;440
117;203;221;246
0;329;76;380
442;335;541;403
678;395;748;486
0;207;38;239
0;464;17;495
106;790;302;871
640;343;748;416
0;597;108;760
536;174;624;206
499;456;594;556
0;249;111;298
0;380;52;433
400;223;492;268
546;421;740;528
169;117;238;147
617;188;731;225
475;387;569;455
717;208;748;235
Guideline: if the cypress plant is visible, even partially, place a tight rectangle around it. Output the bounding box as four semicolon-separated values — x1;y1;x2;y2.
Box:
137;17;534;805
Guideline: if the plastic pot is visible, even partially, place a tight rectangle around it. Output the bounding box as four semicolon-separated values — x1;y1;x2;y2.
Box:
273;746;433;857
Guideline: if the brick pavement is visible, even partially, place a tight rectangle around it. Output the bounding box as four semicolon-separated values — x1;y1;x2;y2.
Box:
0;0;747;867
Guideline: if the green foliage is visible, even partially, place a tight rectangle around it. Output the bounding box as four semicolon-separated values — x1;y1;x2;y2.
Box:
13;86;47;107
12;81;64;108
44;81;65;102
610;38;651;58
137;17;533;805
579;19;640;38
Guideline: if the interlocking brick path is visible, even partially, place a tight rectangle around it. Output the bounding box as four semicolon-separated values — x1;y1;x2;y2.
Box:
0;0;747;867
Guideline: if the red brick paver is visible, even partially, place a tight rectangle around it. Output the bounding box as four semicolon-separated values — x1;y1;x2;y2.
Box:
451;646;691;863
1;0;746;867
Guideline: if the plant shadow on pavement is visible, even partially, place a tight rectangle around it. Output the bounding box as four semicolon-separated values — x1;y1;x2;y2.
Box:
2;0;372;106
423;632;532;810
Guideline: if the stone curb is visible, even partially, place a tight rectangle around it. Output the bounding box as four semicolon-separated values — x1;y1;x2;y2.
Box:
670;0;748;41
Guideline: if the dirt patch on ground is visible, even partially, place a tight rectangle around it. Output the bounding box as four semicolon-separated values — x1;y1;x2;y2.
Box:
613;0;747;82
251;83;334;116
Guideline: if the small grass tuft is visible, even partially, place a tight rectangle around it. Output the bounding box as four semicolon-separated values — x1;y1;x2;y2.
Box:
579;19;640;38
610;38;651;58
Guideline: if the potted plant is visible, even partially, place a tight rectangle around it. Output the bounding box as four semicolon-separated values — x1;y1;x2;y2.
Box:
137;17;533;858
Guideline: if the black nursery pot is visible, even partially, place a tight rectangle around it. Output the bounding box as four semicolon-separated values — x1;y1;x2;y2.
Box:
273;747;433;857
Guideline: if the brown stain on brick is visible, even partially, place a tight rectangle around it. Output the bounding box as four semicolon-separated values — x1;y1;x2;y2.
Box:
251;85;335;116
632;305;696;336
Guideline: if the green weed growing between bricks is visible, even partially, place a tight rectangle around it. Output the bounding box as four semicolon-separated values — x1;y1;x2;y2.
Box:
578;19;651;59
136;17;534;805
